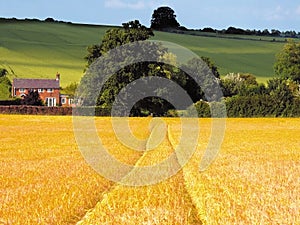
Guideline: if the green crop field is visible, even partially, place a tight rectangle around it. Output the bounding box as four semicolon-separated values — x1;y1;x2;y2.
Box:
153;31;285;81
0;20;288;99
0;21;113;88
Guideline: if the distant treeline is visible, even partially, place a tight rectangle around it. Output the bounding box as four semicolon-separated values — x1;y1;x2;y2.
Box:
0;17;112;28
0;17;73;24
195;26;300;38
1;17;299;38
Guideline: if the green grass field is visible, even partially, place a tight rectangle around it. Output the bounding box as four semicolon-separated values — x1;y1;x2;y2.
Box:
0;20;287;99
0;21;113;88
153;31;284;81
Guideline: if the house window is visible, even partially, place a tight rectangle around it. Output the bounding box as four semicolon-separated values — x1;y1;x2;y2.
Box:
19;88;25;93
45;97;56;107
47;88;54;93
38;88;44;93
61;97;66;104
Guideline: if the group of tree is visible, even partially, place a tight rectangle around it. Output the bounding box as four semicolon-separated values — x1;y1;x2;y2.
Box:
198;27;300;38
0;17;73;25
148;6;300;38
4;6;300;117
189;39;300;117
78;14;300;117
78;19;222;116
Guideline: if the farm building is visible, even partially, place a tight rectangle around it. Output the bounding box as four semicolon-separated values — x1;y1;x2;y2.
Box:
12;73;72;107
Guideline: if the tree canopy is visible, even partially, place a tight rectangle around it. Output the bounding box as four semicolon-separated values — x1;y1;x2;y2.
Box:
0;68;8;77
274;39;300;82
79;20;223;116
150;6;180;30
21;90;43;106
62;82;78;98
81;21;171;115
85;20;154;68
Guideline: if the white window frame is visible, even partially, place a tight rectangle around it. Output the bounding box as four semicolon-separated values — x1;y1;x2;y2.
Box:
46;97;56;107
47;88;54;93
38;88;44;93
61;97;66;104
19;88;25;93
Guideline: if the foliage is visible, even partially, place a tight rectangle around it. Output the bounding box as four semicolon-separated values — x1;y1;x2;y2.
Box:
220;73;244;97
151;6;180;30
0;75;12;87
85;20;154;68
82;20;201;116
198;25;299;38
274;39;300;82
130;97;175;117
200;56;220;79
187;100;211;117
61;82;78;98
181;57;222;102
185;73;300;117
21;90;44;106
0;75;12;99
44;17;55;22
220;73;262;97
0;68;8;77
225;95;274;117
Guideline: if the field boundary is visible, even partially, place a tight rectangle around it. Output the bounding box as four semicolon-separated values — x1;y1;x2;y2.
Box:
0;105;73;115
0;105;113;116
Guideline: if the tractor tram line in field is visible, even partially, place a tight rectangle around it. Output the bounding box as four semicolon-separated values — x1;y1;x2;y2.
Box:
76;121;202;225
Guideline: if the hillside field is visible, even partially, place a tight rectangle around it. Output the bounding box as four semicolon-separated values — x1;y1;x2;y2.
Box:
1;115;299;224
0;20;288;97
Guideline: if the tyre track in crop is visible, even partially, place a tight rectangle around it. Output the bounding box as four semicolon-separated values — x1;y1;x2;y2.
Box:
77;120;202;225
167;125;207;224
76;120;157;224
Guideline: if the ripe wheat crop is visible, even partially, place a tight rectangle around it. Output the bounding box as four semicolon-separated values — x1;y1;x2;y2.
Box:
1;115;299;224
169;118;300;225
0;115;149;224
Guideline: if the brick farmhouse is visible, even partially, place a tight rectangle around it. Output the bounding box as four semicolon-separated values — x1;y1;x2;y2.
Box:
12;73;72;106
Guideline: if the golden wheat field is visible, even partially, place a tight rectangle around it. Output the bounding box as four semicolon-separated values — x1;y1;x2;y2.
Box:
0;115;300;224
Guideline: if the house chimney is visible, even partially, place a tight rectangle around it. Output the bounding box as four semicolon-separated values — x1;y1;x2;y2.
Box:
56;72;60;81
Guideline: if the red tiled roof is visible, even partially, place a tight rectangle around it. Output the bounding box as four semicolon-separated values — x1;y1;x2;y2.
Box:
13;78;60;89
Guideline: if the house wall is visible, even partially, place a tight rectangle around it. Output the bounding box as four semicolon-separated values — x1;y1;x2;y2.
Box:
60;96;74;107
14;88;60;106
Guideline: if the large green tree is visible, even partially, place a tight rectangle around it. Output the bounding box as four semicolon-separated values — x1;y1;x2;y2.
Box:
150;6;180;30
80;20;222;116
80;21;176;115
181;57;221;102
85;20;154;68
274;39;300;82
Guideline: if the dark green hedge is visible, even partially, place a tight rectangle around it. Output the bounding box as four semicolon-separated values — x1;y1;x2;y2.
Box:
168;96;300;118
